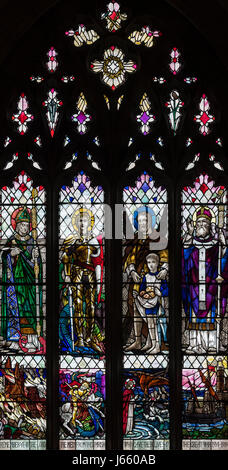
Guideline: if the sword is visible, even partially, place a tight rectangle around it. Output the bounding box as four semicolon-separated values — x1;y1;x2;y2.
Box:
68;286;75;352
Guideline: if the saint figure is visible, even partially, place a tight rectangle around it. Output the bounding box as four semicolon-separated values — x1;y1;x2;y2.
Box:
123;207;168;352
182;206;228;353
60;208;104;354
1;206;43;353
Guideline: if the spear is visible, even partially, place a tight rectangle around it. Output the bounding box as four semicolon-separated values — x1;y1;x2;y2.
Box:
32;188;41;337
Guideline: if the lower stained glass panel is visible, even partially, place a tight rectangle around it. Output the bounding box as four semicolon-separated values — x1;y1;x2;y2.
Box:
59;173;106;450
0;355;46;449
123;356;169;450
59;356;105;450
182;355;228;450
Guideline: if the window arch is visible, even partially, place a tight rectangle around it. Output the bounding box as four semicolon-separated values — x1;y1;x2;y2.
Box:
0;0;228;453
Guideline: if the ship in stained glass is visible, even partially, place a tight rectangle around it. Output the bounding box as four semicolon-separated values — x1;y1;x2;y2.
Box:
182;356;228;444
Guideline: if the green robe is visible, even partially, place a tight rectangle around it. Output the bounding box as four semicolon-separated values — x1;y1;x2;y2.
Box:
1;235;43;340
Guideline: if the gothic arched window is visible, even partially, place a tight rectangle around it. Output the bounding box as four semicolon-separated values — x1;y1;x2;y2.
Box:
0;0;228;453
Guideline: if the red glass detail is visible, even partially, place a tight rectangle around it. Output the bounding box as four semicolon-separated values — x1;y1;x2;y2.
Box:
192;198;196;202
200;112;210;125
18;183;27;193
21;171;25;175
2;186;7;191
110;11;117;20
11;197;15;202
110;45;115;51
51;129;55;138
112;85;115;90
39;186;44;191
200;183;208;194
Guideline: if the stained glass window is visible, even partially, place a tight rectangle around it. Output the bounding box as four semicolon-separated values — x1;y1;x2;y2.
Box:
122;173;169;450
0;173;47;449
0;0;228;455
59;172;105;450
181;174;228;449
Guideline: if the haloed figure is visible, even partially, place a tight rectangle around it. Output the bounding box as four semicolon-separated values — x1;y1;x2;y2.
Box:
182;206;228;353
123;207;168;352
61;208;103;353
1;207;43;353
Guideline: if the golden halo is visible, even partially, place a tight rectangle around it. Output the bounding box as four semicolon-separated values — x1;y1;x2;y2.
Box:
192;206;216;226
72;207;95;232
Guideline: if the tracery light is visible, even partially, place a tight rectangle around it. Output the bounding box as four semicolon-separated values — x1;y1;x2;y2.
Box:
93;136;100;147
61;75;75;83
42;88;63;138
90;46;137;91
194;94;215;136
153;76;166;84
3;152;18;170
156;136;164;147
209;153;224;171
63;135;71;147
63;152;78;169
185;153;200;170
4;136;12;147
165;90;184;135
128;26;161;47
46;47;58;73
184;77;197;84
128;137;134;147
30;76;44;83
101;1;127;32
117;94;124;110
34;135;42;147
12;93;34;135
169;47;181;75
71;92;92;134
65;24;99;47
216;137;222;147
186;137;193;147
104;94;110;110
136;93;156;135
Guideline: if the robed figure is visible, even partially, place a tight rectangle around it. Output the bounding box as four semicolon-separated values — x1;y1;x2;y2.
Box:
182;206;228;353
123;206;168;352
1;207;43;353
60;208;104;355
